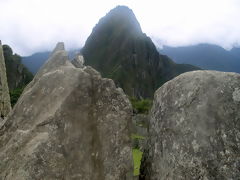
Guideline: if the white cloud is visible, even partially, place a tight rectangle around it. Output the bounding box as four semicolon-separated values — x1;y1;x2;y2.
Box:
0;0;239;55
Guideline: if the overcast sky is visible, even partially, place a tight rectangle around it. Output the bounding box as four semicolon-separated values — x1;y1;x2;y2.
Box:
0;0;240;56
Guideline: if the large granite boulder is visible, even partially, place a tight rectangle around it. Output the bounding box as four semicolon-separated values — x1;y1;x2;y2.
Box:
0;41;11;117
0;43;133;180
141;71;240;179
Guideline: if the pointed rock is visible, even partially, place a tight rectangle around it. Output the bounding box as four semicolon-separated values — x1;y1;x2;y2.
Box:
51;42;65;56
35;42;72;79
0;41;11;117
0;42;133;179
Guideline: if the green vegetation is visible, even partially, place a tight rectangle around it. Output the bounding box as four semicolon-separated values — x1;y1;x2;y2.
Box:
132;134;145;174
131;133;145;140
130;97;152;114
2;44;33;107
10;87;25;106
132;148;143;176
81;6;199;99
3;44;33;90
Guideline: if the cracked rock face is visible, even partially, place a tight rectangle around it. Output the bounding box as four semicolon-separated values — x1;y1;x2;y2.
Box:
0;42;133;180
141;70;240;180
72;55;85;68
0;41;11;117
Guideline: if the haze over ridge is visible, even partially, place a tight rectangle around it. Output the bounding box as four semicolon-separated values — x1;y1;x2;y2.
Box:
0;0;240;55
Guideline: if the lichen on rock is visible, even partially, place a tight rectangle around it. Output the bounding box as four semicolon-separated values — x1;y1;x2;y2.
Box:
141;70;240;180
0;42;133;180
233;87;240;102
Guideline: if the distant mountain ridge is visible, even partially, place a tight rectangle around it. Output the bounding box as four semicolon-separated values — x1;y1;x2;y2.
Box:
22;51;50;74
82;6;199;98
22;49;80;74
160;44;240;73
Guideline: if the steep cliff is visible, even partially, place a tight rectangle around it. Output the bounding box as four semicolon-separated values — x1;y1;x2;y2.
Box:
3;44;33;91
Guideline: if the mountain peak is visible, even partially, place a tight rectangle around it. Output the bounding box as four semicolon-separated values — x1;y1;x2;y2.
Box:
51;42;65;56
82;6;199;98
90;5;142;37
108;5;135;15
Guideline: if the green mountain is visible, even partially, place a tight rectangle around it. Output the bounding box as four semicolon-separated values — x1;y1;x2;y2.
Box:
82;6;199;98
2;44;33;105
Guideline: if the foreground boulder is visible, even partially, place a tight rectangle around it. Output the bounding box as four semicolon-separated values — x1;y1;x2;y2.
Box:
0;42;133;180
141;71;240;179
0;40;11;117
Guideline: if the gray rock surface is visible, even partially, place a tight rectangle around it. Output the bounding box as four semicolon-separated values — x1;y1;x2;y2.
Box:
132;114;149;137
0;43;133;180
141;70;240;180
72;54;85;68
0;41;11;117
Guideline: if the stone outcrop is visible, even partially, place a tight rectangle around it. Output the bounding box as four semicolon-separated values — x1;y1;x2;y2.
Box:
72;54;85;68
0;42;133;180
141;70;240;179
0;41;11;117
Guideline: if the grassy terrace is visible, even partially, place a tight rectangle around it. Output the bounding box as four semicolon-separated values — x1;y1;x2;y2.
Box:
132;148;143;176
131;133;145;176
